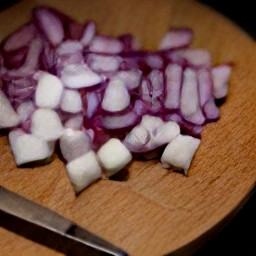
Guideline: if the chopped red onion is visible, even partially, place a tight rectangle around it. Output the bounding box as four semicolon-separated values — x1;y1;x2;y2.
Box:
9;128;55;166
180;68;205;125
64;114;83;130
60;89;82;113
83;91;101;119
101;78;130;112
33;7;64;46
89;35;123;54
0;6;232;192
164;63;182;110
61;63;103;88
86;53;121;73
56;40;83;56
198;68;212;107
212;64;232;99
60;128;91;162
16;100;35;123
3;23;36;52
0;91;20;128
80;21;96;46
35;72;63;108
168;48;211;68
159;28;193;50
102;111;139;130
112;69;142;90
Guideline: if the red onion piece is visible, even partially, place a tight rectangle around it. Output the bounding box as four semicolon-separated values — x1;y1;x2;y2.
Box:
80;21;96;46
212;64;232;99
89;36;123;54
2;23;36;52
164;63;182;110
139;70;164;115
168;48;212;68
102;111;139;130
112;69;142;90
61;64;103;88
2;47;28;69
56;40;83;56
159;28;193;50
22;38;43;70
3;75;36;106
39;41;57;72
198;68;212;107
83;91;102;119
101;78;130;112
86;53;121;73
145;54;164;70
203;98;220;121
33;7;64;46
180;68;205;125
56;52;84;70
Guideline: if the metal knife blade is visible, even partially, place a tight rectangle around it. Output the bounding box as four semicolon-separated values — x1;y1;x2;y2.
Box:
0;186;128;256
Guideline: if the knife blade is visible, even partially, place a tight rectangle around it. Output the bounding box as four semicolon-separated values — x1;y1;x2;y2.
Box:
0;186;128;256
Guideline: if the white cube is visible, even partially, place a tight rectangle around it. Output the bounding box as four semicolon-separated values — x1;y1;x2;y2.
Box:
161;134;201;174
60;89;82;113
97;138;132;177
9;129;54;166
35;72;64;109
66;151;102;193
31;108;64;141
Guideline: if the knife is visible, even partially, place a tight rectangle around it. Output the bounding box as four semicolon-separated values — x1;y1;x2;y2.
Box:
0;186;128;256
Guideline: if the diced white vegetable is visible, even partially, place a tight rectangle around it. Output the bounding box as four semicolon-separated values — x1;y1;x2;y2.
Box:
60;128;91;162
164;63;182;109
212;64;232;99
113;70;142;90
140;115;163;132
102;111;138;130
60;89;82;113
85;91;100;118
64;114;83;130
61;64;103;89
161;134;201;174
17;101;35;122
153;121;180;145
101;79;130;112
159;29;192;50
172;48;211;68
88;54;121;73
9;129;55;166
66;151;102;193
97;138;132;177
80;22;96;46
180;68;205;125
56;40;83;55
124;116;180;152
124;126;150;151
89;36;123;54
35;72;64;109
0;91;20;128
31;108;64;141
181;68;199;117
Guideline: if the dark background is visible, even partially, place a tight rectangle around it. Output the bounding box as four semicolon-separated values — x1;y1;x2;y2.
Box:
1;1;256;255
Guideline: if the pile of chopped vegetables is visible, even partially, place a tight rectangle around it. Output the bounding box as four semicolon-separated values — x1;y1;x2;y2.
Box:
0;6;231;193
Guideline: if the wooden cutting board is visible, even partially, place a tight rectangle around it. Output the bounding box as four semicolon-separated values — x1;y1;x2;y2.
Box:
0;0;256;255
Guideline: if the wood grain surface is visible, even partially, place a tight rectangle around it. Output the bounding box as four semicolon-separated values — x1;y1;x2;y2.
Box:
0;0;256;255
